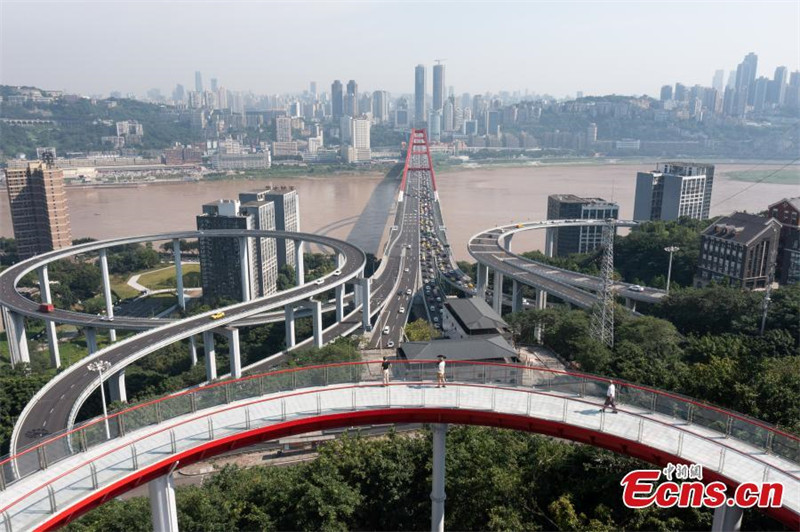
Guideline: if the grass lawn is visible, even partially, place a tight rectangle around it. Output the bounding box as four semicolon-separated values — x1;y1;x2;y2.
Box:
138;264;201;290
726;168;800;185
111;274;140;299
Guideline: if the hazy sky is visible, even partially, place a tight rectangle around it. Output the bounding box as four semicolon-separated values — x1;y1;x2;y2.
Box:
2;1;798;99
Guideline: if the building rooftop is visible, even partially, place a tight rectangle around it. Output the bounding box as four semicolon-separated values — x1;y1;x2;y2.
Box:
548;194;615;205
398;335;517;362
445;297;507;332
703;212;780;244
768;197;800;212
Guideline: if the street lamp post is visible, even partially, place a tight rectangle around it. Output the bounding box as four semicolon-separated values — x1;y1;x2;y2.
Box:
87;360;112;440
664;246;680;294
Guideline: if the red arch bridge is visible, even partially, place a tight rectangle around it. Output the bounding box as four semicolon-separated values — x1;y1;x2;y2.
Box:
0;361;798;531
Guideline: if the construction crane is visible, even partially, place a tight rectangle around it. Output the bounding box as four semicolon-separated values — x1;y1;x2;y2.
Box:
434;59;446;65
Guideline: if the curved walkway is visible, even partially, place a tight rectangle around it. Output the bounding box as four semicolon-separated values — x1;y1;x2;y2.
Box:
0;362;797;530
468;220;667;309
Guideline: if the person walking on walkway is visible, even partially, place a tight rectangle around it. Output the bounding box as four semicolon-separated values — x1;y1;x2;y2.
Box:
436;355;446;388
601;380;618;413
382;356;391;386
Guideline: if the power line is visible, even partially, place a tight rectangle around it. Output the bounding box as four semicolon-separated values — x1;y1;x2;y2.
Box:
711;158;800;211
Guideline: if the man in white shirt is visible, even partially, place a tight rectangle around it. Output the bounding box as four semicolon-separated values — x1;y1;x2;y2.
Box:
601;380;618;413
436;355;446;388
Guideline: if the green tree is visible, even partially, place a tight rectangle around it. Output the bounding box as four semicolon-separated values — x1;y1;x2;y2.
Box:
404;319;441;341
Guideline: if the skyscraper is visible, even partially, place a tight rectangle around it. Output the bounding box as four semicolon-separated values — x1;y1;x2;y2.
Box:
768;66;788;105
309;81;317;99
5;158;72;259
331;80;344;119
546;195;619;256
713;70;725;93
263;187;300;270
345;80;358;117
372;90;389;123
633;162;715;222
433;63;445;112
195;71;203;93
276;116;292;142
660;85;673;101
210;78;218;92
735;52;758;105
414;64;426;125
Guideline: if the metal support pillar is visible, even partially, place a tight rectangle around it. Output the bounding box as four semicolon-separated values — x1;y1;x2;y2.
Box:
172;239;185;310
294;240;305;286
284;305;296;348
108;370;127;403
310;300;323;349
149;472;179;532
359;277;371;331
3;308;30;366
98;250;117;342
37;266;61;368
712;505;743;532
189;335;198;366
492;270;504;314
202;330;217;381
227;328;241;378
544;228;555;258
511;280;523;313
476;263;488;297
430;423;448;532
86;327;98;354
239;237;251;302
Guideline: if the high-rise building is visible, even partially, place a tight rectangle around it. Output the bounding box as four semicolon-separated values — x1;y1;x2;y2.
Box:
276;116;292;142
713;70;725;93
733;52;758;107
309;81;317;99
173;84;185;103
414;64;426;125
442;98;455;132
428;110;441;142
263;187;299;270
331;80;344;119
372;90;389;123
210;78;218;92
546;195;619;256
238;191;281;296
197;199;254;302
674;83;688;101
660;85;673;101
345;80;358;117
433;63;445;112
5;159;72;259
633;162;715;222
753;77;769;112
695;212;780;289
768;66;788;105
195;71;203;93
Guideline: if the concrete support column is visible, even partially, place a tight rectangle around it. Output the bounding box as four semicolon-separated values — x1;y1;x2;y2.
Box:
430;423;448;532
492;270;504;314
625;297;637;312
149;472;179;532
226;328;241;378
202;330;217;381
535;288;548;311
37;266;61;368
353;281;362;307
511;280;523;314
239;237;251;302
335;284;345;322
98;250;117;342
503;234;513;252
359;277;372;331
3;308;30;366
294;240;305;286
189;335;198;366
108;370;127;403
284;305;296;348
172;239;185;310
310;300;323;349
545;228;555;258
86;327;98;354
712;505;743;532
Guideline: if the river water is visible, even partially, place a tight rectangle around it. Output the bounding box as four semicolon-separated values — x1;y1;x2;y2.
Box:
0;163;796;261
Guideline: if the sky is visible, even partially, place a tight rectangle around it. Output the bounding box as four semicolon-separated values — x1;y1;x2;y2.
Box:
1;1;798;99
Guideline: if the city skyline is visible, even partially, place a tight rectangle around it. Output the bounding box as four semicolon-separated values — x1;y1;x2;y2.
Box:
1;1;797;98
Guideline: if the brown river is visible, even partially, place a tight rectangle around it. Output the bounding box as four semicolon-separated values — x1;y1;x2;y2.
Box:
1;163;796;261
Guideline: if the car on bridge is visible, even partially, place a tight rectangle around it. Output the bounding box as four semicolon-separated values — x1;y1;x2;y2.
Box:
210;312;225;320
38;303;55;313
